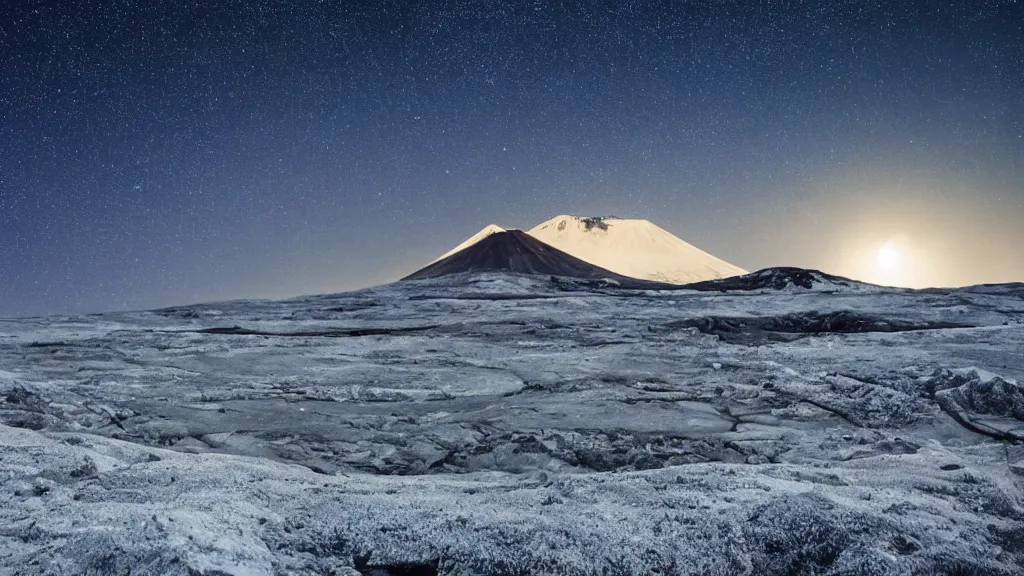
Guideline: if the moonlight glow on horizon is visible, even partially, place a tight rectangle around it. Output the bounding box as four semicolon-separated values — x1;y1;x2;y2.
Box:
876;245;902;274
870;242;907;287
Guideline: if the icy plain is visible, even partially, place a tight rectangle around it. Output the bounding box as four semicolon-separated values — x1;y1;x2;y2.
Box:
1;271;1023;575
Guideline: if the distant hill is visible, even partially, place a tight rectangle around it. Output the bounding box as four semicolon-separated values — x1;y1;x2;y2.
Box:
682;267;870;291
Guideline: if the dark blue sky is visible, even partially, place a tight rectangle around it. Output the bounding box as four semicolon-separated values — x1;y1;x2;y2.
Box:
2;0;1022;316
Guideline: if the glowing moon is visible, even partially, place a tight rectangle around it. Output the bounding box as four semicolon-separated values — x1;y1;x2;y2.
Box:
876;245;902;273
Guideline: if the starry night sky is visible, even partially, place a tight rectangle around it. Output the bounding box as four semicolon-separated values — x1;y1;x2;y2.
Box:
2;1;1022;317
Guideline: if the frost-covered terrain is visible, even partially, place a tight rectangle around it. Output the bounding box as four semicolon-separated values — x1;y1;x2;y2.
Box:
2;271;1024;575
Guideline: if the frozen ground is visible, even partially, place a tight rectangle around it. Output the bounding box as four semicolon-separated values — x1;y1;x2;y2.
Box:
1;270;1023;575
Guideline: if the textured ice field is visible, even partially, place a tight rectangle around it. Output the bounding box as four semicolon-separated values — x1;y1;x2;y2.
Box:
1;270;1023;575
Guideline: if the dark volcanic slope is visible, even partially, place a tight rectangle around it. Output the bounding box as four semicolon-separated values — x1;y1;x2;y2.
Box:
403;229;673;288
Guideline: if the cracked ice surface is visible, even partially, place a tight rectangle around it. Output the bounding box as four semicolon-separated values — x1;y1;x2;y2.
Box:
1;271;1023;574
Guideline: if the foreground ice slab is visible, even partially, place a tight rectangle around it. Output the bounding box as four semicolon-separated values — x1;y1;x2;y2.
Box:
1;271;1023;575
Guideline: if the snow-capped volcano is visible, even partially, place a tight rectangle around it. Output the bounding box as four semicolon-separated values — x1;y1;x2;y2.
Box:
528;215;746;284
420;216;745;284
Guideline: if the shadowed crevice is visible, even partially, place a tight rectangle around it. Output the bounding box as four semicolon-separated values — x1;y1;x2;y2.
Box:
668;310;973;345
192;326;439;337
354;554;439;576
